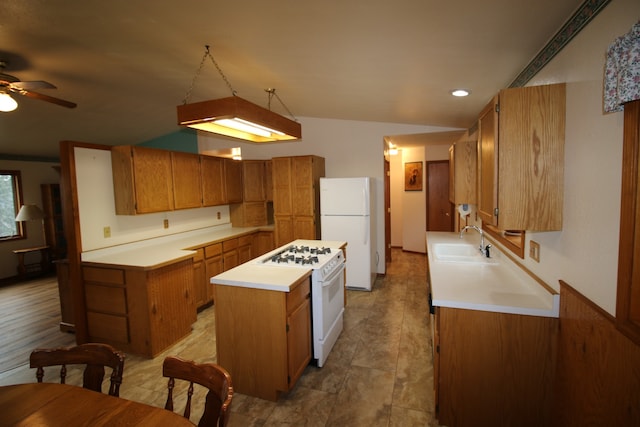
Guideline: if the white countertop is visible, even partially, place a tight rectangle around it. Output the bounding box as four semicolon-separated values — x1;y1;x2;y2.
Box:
81;225;270;269
427;231;559;318
211;239;347;292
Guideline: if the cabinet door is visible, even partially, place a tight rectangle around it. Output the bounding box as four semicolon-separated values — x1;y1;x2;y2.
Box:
192;249;208;309
254;231;275;257
201;156;227;206
477;96;499;225
275;215;294;247
205;254;223;303
272;157;293;215
243;160;266;202
498;84;565;231
287;296;311;387
293;216;317;240
265;160;273;201
225;159;243;203
291;156;315;216
172;152;203;210
132;146;175;214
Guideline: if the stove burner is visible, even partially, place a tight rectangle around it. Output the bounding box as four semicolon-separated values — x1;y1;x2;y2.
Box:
311;247;331;255
264;245;334;266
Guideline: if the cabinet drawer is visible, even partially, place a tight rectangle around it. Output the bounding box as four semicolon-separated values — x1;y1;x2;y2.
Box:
205;243;222;258
85;284;127;315
87;312;129;344
287;279;310;313
82;266;125;285
192;248;204;262
239;234;252;247
223;238;238;252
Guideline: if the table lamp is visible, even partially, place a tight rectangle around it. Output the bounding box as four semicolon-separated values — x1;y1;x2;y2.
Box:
15;204;46;245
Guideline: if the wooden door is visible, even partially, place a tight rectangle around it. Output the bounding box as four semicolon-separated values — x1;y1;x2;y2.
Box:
426;160;453;232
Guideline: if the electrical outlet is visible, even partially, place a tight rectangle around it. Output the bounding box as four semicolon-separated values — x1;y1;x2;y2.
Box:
103;226;111;238
217;211;221;220
163;219;169;229
530;240;540;262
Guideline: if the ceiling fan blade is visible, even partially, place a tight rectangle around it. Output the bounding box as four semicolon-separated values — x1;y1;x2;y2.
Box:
11;80;57;90
17;89;77;108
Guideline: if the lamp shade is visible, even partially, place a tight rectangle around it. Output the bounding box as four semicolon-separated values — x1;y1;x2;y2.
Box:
15;204;44;221
177;96;301;142
0;92;18;112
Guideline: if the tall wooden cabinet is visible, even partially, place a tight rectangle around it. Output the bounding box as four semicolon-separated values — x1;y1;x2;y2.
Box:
272;155;325;246
477;83;565;231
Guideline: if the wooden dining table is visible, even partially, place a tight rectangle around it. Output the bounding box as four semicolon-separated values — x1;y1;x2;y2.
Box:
0;383;195;426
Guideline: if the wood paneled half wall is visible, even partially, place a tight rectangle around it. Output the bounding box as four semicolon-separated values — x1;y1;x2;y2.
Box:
552;280;640;426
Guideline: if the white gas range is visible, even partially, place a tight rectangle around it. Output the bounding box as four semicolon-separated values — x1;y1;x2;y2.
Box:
257;240;346;367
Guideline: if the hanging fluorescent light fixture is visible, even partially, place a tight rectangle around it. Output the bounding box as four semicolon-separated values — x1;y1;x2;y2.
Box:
177;46;301;142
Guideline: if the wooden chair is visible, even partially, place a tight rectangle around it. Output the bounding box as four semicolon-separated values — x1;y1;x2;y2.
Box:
163;356;233;427
29;343;126;397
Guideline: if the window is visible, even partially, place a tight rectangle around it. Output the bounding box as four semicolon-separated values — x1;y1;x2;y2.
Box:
0;170;25;240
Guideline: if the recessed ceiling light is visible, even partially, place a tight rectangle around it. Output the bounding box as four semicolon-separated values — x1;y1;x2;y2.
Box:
451;89;470;97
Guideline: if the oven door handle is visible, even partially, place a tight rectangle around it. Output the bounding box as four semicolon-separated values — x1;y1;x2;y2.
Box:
322;262;345;287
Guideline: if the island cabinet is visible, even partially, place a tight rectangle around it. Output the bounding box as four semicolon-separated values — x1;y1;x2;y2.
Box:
81;259;196;357
477;83;565;231
272;155;325;247
111;145;174;214
214;277;312;401
433;306;558;427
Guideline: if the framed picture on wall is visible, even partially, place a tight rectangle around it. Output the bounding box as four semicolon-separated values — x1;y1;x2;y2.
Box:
404;161;423;191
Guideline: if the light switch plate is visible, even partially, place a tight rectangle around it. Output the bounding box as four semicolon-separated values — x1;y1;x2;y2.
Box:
530;240;540;262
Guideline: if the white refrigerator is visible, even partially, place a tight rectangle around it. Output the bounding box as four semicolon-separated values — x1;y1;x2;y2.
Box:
320;177;376;291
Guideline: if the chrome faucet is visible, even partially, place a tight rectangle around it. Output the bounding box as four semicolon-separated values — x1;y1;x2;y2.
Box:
459;225;490;257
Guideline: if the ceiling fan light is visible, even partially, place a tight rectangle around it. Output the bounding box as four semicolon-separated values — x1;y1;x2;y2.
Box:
0;92;18;112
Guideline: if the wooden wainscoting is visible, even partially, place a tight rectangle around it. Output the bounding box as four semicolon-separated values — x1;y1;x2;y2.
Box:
552;280;640;426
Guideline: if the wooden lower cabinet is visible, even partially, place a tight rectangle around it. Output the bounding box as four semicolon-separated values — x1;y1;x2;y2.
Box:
82;259;197;357
253;230;275;257
434;307;558;427
214;276;312;401
204;243;223;304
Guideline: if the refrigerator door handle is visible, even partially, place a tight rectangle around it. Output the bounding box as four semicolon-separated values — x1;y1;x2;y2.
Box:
363;218;369;245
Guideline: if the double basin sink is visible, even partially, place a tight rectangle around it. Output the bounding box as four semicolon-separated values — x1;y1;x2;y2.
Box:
432;242;499;265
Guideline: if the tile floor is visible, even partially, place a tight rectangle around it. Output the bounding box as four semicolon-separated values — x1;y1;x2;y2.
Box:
0;249;440;426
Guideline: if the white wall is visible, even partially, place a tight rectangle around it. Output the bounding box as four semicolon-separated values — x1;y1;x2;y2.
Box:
390;151;403;247
0;160;60;279
199;116;456;272
490;0;640;315
400;146;427;252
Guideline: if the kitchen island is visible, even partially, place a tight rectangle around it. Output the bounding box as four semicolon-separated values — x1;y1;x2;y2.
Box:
427;231;559;427
211;239;346;401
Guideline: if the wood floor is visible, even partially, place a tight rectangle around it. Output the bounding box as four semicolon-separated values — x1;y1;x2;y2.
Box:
0;275;75;374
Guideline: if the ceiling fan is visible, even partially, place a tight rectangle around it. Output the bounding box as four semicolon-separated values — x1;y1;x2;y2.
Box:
0;60;77;111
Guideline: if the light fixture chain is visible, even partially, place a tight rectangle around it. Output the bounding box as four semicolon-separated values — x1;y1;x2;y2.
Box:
182;45;237;105
266;88;297;121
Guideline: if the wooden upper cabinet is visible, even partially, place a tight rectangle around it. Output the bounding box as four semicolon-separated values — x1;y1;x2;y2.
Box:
477;83;565;231
243;160;266;202
111;145;174;214
224;159;243;204
449;133;477;205
171;152;202;210
272;157;293;216
201;155;227;206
